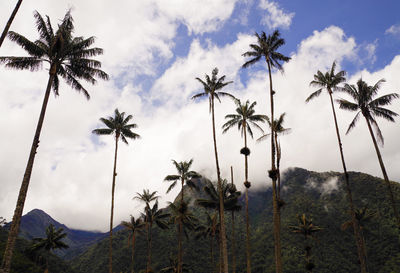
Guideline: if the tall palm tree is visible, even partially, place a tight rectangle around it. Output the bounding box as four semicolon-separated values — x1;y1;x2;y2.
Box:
141;200;170;273
229;167;236;273
0;10;108;273
168;200;198;273
306;62;368;272
338;78;400;228
195;212;219;273
164;160;200;273
242;30;290;273
0;0;23;48
222;99;266;272
30;224;69;273
121;216;146;273
289;214;322;273
192;67;235;273
258;113;291;199
92;109;140;273
133;189;159;209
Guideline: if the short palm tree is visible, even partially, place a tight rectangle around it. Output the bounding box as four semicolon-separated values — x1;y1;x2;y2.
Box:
92;108;140;273
306;62;367;272
133;189;159;209
0;0;23;47
30;224;69;273
192;67;235;273
121;216;146;273
222;99;266;272
338;78;400;228
289;214;322;273
169;200;198;273
142;200;170;273
0;10;108;273
242;30;290;273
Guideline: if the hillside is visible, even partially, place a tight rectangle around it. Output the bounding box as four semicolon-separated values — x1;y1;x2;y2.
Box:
71;167;400;273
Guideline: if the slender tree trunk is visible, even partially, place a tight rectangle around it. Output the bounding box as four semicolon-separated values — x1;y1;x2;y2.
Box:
243;127;251;273
266;60;282;273
0;0;23;48
210;237;214;273
364;117;400;228
210;95;229;273
1;66;56;273
177;178;185;273
131;233;136;273
147;223;153;273
108;136;119;273
275;134;281;200
328;92;368;273
230;167;236;273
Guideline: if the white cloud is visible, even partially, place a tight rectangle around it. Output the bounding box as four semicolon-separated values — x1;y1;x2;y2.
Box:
259;0;294;29
364;40;378;65
385;24;400;37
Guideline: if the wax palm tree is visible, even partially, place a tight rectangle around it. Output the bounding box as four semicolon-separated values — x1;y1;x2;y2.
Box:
0;0;23;48
242;30;290;273
195;212;219;273
133;189;159;209
92;109;140;273
142;200;170;272
338;78;400;228
164;159;201;205
222;99;266;272
30;224;69;273
306;62;368;272
121;216;146;273
0;10;108;273
289;214;322;273
168;200;198;273
192;67;235;273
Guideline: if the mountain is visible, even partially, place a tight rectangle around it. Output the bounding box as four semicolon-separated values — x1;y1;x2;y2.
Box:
5;209;109;259
71;167;400;273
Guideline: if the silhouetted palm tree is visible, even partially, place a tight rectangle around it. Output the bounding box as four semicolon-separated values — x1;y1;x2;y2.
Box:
134;189;159;209
0;0;23;47
30;224;69;273
92;109;140;273
306;62;367;272
222;99;266;271
242;30;290;273
192;67;235;273
121;216;146;273
289;214;322;273
0;10;108;273
338;78;400;228
195;212;219;273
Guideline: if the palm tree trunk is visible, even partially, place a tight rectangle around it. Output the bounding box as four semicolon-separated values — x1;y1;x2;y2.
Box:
210;237;214;273
0;0;23;48
131;233;136;273
147;223;153;273
275;134;281;200
178;220;183;273
328;92;368;273
243;127;251;273
1;66;56;273
108;136;119;273
365;117;400;228
210;95;228;273
266;59;282;273
230;166;236;273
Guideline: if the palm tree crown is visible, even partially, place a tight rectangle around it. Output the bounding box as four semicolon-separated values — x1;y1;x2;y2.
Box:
257;113;291;142
134;189;160;208
30;224;69;253
164;159;201;194
306;61;346;102
121;215;145;235
0;10;109;97
242;30;291;70
92;108;140;144
338;78;399;145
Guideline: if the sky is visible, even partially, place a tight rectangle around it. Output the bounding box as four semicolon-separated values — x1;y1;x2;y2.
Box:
0;0;400;232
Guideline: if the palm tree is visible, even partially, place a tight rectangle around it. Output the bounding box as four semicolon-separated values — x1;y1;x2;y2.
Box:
133;189;159;209
242;30;290;273
195;212;219;273
169;200;198;273
0;0;23;48
306;62;368;272
30;224;69;273
121;216;146;273
141;200;170;273
289;214;322;273
164;161;200;273
222;99;266;272
258;113;291;199
229;167;236;273
0;10;108;273
192;67;235;273
92;109;140;273
338;78;400;228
